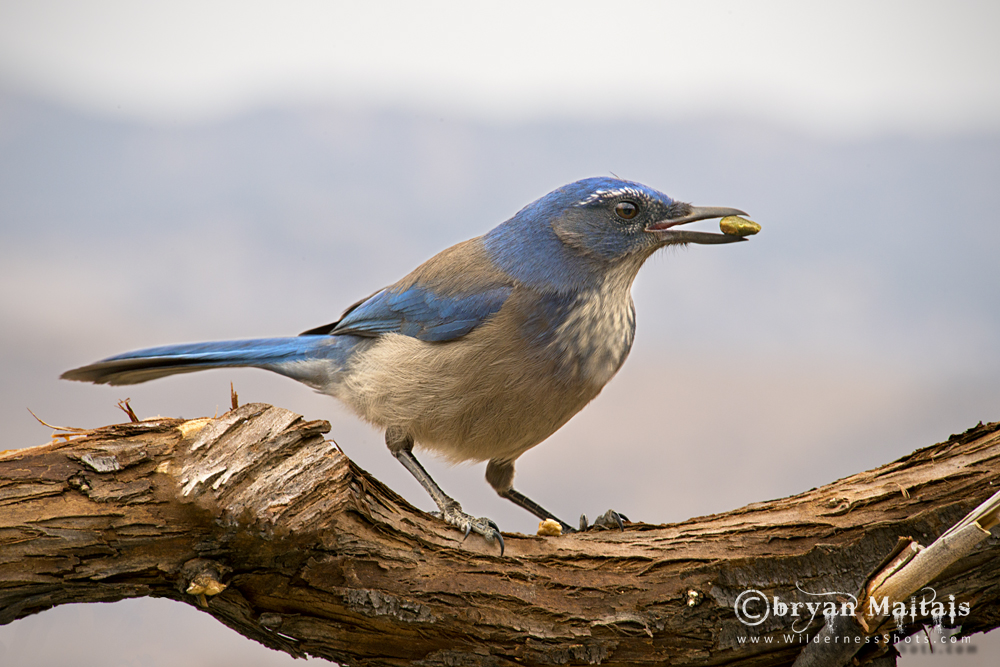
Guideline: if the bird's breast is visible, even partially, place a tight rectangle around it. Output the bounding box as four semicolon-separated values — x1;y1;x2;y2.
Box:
547;283;636;388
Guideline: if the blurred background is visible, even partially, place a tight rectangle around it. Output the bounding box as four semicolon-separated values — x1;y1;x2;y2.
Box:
1;1;998;665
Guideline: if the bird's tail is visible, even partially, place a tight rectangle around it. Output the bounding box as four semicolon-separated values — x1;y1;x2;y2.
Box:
61;336;355;388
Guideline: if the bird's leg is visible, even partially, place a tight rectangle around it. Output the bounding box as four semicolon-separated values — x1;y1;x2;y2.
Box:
486;460;626;534
385;427;504;555
500;487;576;533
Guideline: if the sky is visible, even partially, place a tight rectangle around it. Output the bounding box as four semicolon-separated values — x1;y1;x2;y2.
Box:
1;2;999;666
1;1;999;134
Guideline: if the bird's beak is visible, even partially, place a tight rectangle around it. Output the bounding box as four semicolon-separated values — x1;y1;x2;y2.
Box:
646;205;749;245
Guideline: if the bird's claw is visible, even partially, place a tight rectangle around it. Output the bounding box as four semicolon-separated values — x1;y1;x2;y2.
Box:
578;509;628;532
442;504;504;556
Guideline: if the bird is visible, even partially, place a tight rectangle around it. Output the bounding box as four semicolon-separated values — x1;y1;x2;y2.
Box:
62;177;750;555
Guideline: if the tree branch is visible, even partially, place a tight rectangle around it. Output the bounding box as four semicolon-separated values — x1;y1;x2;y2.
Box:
2;403;999;666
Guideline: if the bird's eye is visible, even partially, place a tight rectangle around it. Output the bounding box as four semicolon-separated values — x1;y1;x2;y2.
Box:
615;201;639;220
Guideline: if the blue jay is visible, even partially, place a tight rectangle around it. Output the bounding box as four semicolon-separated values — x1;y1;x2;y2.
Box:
63;177;748;554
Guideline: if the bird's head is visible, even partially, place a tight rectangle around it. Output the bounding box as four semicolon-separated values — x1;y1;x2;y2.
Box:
549;177;748;260
484;177;749;291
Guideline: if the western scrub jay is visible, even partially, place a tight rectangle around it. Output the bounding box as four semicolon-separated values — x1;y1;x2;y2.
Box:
63;177;749;554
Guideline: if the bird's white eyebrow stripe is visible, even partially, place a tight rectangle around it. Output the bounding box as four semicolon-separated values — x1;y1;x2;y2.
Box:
576;186;649;206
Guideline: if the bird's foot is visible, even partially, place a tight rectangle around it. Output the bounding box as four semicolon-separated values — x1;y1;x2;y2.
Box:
433;503;505;556
578;509;628;532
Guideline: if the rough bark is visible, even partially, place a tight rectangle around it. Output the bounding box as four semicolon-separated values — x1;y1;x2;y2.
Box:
1;403;999;666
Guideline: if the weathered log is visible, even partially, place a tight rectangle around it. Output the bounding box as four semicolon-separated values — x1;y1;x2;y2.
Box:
1;403;999;666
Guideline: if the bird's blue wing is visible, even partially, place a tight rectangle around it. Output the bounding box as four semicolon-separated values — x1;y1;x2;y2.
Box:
330;284;512;342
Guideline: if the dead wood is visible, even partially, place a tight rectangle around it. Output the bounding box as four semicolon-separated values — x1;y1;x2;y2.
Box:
1;403;999;666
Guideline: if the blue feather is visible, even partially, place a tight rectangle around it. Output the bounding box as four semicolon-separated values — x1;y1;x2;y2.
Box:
60;337;358;386
332;285;511;342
